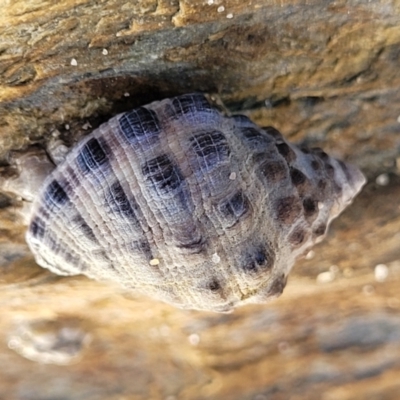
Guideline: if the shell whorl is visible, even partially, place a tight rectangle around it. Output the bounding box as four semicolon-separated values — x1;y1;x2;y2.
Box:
26;93;366;312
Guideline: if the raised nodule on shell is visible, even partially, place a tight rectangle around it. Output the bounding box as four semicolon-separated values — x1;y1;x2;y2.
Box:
25;93;366;312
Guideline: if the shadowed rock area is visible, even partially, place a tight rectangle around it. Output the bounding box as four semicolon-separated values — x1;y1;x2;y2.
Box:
1;0;400;399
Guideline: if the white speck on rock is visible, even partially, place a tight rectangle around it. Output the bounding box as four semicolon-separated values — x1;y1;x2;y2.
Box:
217;5;225;12
362;284;375;295
124;92;130;97
226;13;233;18
229;172;237;180
150;258;160;266
82;122;92;130
264;99;273;108
188;333;200;346
47;139;69;165
159;325;170;336
316;270;335;284
374;263;389;282
70;58;78;66
376;173;389;186
305;250;315;260
212;253;221;264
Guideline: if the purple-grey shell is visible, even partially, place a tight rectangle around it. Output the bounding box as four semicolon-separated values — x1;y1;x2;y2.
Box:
26;93;366;312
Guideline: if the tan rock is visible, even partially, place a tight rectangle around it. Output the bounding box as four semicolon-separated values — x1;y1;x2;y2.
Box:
1;0;400;398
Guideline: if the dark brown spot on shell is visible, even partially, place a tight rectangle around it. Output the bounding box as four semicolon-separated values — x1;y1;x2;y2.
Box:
290;168;307;186
119;107;161;144
260;160;287;183
242;245;274;274
44;180;69;210
311;159;321;170
241;127;263;141
338;160;353;183
268;274;287;297
288;227;308;247
65;166;82;189
276;142;296;163
302;198;318;218
76;137;110;174
30;217;46;239
240;127;270;149
130;240;153;260
218;190;250;227
262;126;282;139
275;196;302;225
208;279;221;292
333;181;343;195
72;215;98;243
142;154;183;194
312;147;329;160
171;93;216;117
325;163;335;177
106;182;141;227
231;114;253;125
191;130;230;169
291;168;313;197
177;236;206;254
318;179;327;191
313;224;327;237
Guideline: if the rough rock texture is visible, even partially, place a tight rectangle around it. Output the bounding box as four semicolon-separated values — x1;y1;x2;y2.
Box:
0;0;400;399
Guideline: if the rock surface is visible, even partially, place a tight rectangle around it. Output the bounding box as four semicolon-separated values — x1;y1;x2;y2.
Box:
0;0;400;399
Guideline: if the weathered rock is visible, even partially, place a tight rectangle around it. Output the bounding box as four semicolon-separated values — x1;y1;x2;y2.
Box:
0;0;400;398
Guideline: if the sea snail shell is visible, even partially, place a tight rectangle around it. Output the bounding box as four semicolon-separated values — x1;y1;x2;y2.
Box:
24;93;366;312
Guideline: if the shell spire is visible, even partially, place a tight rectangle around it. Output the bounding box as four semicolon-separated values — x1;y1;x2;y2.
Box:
25;93;366;312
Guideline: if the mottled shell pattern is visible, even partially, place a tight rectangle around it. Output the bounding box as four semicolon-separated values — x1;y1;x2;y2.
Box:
26;93;366;312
